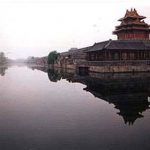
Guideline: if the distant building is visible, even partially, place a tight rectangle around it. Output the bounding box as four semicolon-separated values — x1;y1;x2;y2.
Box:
26;56;48;66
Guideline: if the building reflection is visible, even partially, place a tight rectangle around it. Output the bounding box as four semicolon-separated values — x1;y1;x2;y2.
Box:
29;66;150;125
94;74;150;125
82;74;150;125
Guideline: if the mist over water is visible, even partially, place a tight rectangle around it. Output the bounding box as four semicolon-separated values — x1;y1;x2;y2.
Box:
0;65;150;150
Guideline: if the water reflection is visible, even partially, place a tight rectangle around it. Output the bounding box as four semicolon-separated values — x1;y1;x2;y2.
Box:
81;73;150;125
0;66;8;76
29;66;150;125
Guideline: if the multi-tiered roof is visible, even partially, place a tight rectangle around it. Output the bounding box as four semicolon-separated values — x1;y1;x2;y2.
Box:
113;8;150;40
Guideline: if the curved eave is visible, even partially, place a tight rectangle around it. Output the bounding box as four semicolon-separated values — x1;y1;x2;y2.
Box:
115;23;149;29
118;16;146;21
113;28;150;34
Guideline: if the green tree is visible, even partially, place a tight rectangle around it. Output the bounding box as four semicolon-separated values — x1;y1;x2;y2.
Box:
0;52;6;64
47;51;58;64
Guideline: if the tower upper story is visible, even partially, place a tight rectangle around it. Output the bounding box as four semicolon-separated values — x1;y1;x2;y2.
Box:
113;8;150;40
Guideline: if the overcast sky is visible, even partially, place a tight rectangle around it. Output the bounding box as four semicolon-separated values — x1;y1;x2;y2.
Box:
0;0;149;59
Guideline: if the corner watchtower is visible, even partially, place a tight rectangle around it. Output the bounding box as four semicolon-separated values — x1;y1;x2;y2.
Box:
113;8;150;40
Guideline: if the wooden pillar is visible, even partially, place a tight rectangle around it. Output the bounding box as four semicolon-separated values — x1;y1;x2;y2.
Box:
104;51;106;61
120;51;122;60
110;51;111;60
102;51;104;61
89;53;91;61
94;52;96;61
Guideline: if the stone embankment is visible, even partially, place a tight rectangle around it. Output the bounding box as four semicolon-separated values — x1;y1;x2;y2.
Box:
54;60;150;73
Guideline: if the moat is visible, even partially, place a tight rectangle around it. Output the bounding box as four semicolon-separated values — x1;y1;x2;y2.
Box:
1;65;150;150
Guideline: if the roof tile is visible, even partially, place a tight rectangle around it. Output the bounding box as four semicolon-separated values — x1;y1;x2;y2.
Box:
86;40;150;52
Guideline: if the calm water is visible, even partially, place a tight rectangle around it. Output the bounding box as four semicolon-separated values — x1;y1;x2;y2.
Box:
0;65;150;150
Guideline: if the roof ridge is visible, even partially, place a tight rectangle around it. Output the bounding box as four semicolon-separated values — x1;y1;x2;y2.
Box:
103;39;112;49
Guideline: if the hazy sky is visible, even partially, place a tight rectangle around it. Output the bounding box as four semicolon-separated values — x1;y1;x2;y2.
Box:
0;0;149;59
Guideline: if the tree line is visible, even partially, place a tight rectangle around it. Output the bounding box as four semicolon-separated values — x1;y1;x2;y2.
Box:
0;52;7;64
47;51;58;64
